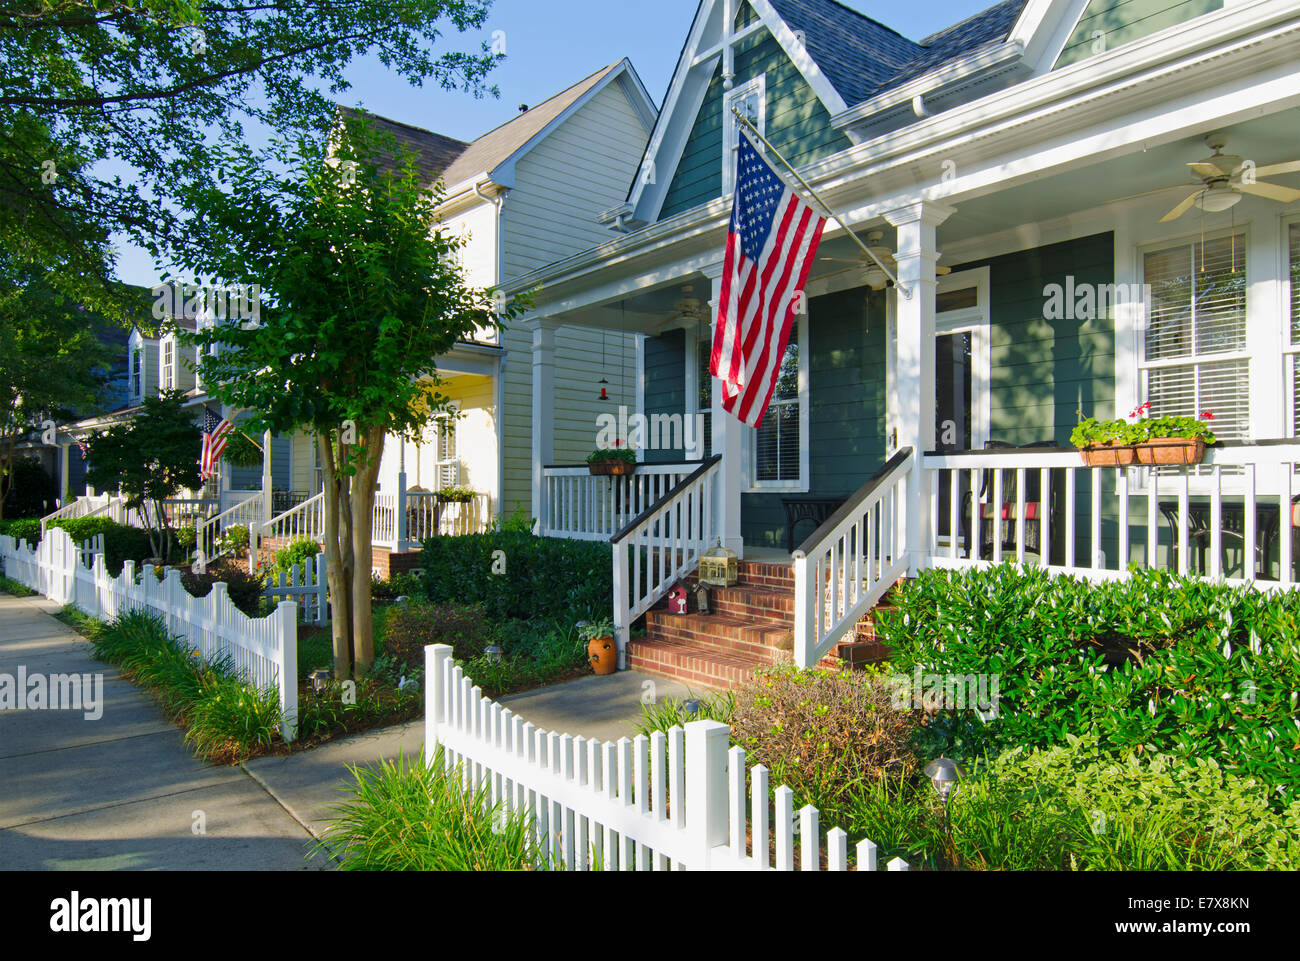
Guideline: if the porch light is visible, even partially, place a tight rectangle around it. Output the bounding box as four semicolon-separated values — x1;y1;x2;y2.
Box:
924;757;963;801
1194;189;1242;214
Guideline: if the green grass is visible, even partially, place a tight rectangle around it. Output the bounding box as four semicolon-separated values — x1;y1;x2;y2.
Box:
633;691;735;739
0;575;36;597
316;748;542;871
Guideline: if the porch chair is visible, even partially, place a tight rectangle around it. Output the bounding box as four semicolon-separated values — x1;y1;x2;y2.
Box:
961;440;1059;562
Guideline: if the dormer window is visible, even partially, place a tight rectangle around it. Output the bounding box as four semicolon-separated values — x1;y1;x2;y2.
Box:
130;347;143;399
723;75;766;196
161;339;175;391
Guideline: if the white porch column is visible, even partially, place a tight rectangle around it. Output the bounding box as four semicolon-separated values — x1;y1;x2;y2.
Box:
884;201;955;573
59;443;71;504
261;429;273;523
706;266;744;558
530;321;558;530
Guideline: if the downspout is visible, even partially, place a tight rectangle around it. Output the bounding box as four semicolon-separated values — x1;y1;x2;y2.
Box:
474;179;509;523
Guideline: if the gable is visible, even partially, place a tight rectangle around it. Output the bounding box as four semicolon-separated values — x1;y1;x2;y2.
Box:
659;15;852;219
1054;0;1223;69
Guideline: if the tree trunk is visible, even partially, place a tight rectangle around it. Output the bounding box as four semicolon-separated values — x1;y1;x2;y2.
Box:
318;432;354;679
349;423;386;676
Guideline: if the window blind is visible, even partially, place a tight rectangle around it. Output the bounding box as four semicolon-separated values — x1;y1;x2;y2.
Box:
754;332;800;483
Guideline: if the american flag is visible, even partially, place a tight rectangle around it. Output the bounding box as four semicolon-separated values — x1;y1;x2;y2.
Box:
711;132;826;428
76;438;90;460
200;407;233;481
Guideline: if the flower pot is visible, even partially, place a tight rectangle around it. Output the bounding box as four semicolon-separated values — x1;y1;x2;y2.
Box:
1133;438;1206;466
1078;445;1137;467
587;636;618;675
588;460;635;476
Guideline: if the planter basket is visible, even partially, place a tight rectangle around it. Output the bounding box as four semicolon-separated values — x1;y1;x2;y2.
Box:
588;460;635;476
1133;438;1207;466
1079;445;1137;467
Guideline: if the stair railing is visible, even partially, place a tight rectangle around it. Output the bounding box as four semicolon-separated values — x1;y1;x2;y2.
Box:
610;456;722;670
792;448;914;668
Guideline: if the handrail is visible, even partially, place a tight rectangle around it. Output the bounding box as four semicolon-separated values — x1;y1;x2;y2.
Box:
793;449;915;668
793;448;914;558
612;456;722;544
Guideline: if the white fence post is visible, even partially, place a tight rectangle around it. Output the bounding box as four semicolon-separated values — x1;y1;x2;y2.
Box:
279;601;298;742
425;643;453;766
612;542;629;670
397;471;408;551
684;720;730;870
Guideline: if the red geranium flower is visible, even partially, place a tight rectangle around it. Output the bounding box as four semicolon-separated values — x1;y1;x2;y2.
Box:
1201;411;1215;420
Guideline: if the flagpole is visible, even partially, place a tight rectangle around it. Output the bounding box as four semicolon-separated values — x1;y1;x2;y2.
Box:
729;106;914;300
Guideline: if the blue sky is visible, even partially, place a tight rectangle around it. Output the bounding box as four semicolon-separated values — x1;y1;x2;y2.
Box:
113;0;999;286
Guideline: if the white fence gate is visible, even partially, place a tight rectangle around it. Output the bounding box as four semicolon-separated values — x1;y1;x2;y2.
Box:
1;530;298;739
263;553;328;625
424;644;908;872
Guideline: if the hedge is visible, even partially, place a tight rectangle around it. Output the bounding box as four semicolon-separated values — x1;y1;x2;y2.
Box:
875;565;1300;806
0;517;155;576
419;532;612;623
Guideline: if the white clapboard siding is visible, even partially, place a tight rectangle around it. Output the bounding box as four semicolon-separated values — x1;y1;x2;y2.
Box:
499;75;653;517
424;643;905;872
1;530;298;739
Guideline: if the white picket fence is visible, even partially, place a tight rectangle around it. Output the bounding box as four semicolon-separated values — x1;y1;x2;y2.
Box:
262;553;328;625
1;529;298;739
423;644;908;872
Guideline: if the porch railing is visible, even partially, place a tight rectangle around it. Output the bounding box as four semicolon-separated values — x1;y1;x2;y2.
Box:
792;449;913;669
405;491;491;545
255;491;327;567
611;456;722;669
198;491;263;565
919;441;1300;589
40;493;111;534
542;463;701;542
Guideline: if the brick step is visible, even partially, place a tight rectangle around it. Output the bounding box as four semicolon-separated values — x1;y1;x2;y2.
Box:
686;559;795;592
704;584;795;624
646;610;793;665
628;638;763;692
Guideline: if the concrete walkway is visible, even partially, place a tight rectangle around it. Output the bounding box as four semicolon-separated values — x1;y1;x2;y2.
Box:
2;590;688;867
0;592;328;871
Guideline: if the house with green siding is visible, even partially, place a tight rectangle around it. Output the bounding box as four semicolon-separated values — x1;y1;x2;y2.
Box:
506;0;1300;689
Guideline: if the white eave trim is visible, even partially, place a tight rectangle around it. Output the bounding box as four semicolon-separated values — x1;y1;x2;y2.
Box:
508;0;1300;303
831;39;1026;128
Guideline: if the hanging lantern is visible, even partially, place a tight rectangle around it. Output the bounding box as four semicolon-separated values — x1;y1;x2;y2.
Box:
699;540;739;588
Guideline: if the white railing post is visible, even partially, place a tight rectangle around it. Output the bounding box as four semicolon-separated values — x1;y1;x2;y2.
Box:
396;471;408;551
425;643;454;766
613;542;630;670
684;719;730;871
279;601;298;742
792;552;814;668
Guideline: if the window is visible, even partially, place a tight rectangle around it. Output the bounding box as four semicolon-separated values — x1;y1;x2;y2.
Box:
722;76;765;196
682;336;713;461
130;348;142;397
161;339;175;391
748;314;807;489
1142;233;1250;444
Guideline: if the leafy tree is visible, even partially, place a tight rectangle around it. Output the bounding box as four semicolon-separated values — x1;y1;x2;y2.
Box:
0;273;111;519
85;390;202;561
1;0;502;313
181;116;518;678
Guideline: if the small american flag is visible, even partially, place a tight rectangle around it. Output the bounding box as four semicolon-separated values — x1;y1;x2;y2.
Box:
200;407;233;481
711;133;826;428
76;438;90;460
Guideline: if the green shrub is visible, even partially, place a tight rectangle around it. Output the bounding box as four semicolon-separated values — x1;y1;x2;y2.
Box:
729;665;919;821
273;537;320;575
380;602;503;671
317;749;541;870
419;532;611;623
47;517;156;574
0;518;41;546
370;571;424;600
875;565;1300;804
179;563;265;618
217;524;249;554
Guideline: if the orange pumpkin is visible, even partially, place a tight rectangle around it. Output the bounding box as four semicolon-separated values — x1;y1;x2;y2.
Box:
587;636;617;675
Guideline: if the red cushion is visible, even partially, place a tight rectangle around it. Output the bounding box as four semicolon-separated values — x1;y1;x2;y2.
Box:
980;502;1040;521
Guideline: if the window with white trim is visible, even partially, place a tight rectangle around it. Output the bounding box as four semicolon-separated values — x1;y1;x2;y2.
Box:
682;333;713;461
1141;232;1250;444
160;339;175;391
130;347;142;399
747;312;807;490
722;75;765;196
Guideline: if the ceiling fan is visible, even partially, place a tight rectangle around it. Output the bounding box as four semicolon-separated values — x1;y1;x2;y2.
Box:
661;284;709;328
817;231;951;291
1158;133;1300;222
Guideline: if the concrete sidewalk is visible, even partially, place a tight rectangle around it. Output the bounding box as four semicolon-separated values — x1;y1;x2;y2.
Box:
0;592;329;871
